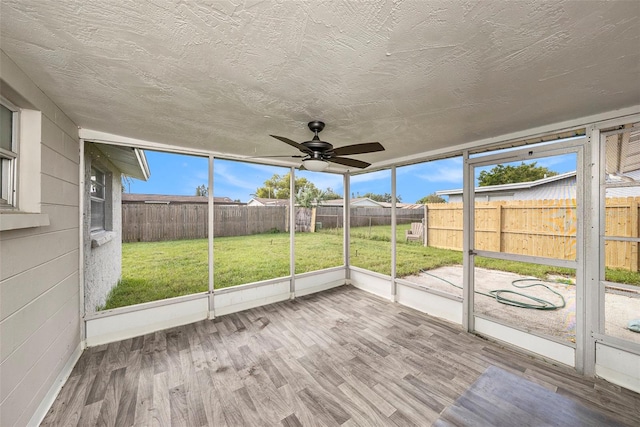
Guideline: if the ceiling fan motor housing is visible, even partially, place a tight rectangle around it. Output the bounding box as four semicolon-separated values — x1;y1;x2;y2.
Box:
303;138;333;153
303;121;333;153
269;119;383;169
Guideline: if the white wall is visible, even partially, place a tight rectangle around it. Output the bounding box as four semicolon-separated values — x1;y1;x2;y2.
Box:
83;143;123;313
0;50;81;427
595;344;640;394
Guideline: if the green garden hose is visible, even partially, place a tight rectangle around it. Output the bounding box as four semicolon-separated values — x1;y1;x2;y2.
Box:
419;270;566;310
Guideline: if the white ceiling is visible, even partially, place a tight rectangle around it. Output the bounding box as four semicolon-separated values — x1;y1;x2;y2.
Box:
1;1;639;170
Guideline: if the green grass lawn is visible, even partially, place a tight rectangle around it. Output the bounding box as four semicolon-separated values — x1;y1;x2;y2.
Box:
102;224;640;310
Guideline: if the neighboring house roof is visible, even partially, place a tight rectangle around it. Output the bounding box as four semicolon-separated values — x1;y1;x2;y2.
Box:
92;142;150;181
122;194;242;204
436;171;577;197
438;169;640;200
246;197;404;208
377;202;422;208
247;197;290;206
396;203;425;209
322;198;385;207
606;129;640;175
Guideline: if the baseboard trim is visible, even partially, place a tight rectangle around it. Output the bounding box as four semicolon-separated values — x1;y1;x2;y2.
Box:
27;342;84;427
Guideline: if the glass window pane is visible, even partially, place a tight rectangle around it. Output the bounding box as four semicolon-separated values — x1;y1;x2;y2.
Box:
92;150;209;312
350;170;392;275
213;159;290;289
0;104;13;152
90;199;105;231
474;256;576;344
473;154;577;260
0;159;7;203
602;127;640;345
295;169;344;274
604;190;640;278
470;146;579;345
395;157;463;296
605;129;640;183
604;288;640;344
90;167;105;199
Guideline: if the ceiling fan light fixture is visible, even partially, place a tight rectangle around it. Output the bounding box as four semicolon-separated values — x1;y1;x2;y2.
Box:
303;159;328;172
270;120;384;171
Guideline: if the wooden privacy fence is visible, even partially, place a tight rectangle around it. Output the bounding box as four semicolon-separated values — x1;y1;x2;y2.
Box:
424;197;640;272
122;198;639;271
122;204;289;242
348;207;425;228
313;206;424;229
122;204;424;241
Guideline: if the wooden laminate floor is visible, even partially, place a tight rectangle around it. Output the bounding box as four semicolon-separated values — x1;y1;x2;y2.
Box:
43;286;640;426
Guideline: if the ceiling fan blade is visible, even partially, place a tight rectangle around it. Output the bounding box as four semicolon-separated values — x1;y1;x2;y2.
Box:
332;142;385;156
327;156;371;169
247;154;306;159
270;135;312;153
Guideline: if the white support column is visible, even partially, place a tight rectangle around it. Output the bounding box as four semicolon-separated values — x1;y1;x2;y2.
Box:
582;124;600;376
574;143;587;374
208;155;215;318
290;167;296;299
78;139;86;343
344;173;351;280
462;150;474;332
391;166;397;302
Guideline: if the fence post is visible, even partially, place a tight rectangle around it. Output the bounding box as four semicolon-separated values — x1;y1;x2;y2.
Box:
423;204;428;247
285;205;289;232
496;203;502;252
632;199;639;272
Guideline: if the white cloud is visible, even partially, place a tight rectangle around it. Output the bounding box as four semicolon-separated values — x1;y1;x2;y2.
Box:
416;167;463;184
535;154;576;171
297;171;344;193
397;157;463;182
213;161;260;191
350;169;391;184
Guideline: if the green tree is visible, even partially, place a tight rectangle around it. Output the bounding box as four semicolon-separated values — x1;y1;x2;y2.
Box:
478;162;558;187
324;187;342;200
361;192;402;203
296;187;328;208
195;184;208;196
255;173;319;199
416;193;446;204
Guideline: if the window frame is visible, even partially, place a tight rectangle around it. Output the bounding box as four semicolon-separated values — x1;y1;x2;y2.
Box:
90;165;106;232
0;98;19;209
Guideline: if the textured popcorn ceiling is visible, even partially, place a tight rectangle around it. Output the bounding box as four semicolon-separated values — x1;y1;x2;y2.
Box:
1;1;639;169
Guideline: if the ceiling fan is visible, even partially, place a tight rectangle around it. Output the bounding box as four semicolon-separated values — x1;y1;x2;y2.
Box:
268;121;385;171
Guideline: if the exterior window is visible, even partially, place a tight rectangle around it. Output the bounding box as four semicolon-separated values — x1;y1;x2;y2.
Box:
90;166;106;231
0;102;17;208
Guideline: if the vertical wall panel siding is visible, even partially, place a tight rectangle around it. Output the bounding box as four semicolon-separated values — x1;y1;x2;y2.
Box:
0;50;81;427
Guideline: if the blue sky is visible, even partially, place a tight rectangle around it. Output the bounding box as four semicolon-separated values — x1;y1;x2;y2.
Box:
126;150;577;203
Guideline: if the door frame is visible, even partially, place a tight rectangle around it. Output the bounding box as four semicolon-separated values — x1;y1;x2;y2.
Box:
463;138;585;368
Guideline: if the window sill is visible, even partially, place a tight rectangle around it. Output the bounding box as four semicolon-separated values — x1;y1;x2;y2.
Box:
91;230;116;248
0;212;50;231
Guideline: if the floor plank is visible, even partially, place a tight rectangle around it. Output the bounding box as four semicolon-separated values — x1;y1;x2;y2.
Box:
42;285;640;426
436;366;628;426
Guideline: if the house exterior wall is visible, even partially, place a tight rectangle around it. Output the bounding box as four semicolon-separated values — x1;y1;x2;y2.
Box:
83;143;123;313
447;176;577;203
0;50;81;426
